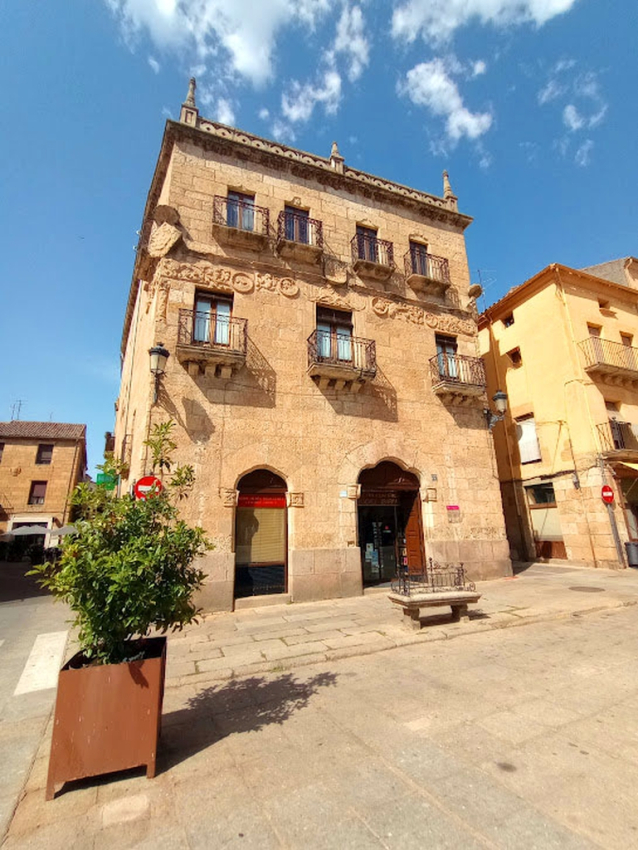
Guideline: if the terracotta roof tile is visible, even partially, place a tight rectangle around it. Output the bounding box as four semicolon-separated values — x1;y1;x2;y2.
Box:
0;421;86;441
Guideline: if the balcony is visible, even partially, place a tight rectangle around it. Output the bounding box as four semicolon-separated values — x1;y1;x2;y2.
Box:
176;309;247;378
307;329;376;392
351;234;394;281
579;337;638;385
429;353;486;404
597;419;638;460
276;211;323;262
212;196;270;249
404;249;451;296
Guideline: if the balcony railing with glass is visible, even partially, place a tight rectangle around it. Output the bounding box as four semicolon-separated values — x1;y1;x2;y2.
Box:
429;353;487;400
176;309;248;377
276;210;323;262
351;234;394;280
307;329;377;390
579;337;638;380
212;196;270;246
404;249;451;295
596;419;638;455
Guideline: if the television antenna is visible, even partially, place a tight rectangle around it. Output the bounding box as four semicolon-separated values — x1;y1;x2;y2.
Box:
474;269;497;313
10;399;25;421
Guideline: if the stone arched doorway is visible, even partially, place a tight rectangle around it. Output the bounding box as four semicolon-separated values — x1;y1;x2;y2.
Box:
357;461;424;587
235;470;288;599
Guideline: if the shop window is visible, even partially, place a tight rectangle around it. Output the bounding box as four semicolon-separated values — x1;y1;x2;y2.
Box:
36;444;54;465
316;306;353;362
28;481;47;505
503;313;515;328
516;414;541;464
507;347;522;367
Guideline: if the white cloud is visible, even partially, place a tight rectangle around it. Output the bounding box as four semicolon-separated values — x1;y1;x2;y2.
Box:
106;0;337;87
282;64;342;123
575;138;593;167
333;5;369;82
216;97;235;125
148;55;160;74
399;59;492;143
271;118;296;142
537;78;564;104
472;59;487;77
161;106;172;118
392;0;579;44
259;107;270;120
563;103;584;131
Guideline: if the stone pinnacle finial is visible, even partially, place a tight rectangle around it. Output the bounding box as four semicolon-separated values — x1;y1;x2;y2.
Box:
184;77;197;108
442;170;454;199
330;140;344;174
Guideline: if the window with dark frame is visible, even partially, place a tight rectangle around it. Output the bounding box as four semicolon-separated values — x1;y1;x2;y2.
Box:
503;313;515;328
435;334;458;379
283;205;310;244
507;347;522;367
316;306;353;363
193;292;233;347
409;241;429;276
226;190;255;231
355;225;378;262
526;483;556;507
36;444;54;465
28;481;47;506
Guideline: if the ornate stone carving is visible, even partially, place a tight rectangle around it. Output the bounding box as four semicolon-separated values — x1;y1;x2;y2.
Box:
161;260;301;299
371;297;475;336
220;488;239;507
157;280;170;321
256;273;299;298
310;286;365;312
287;492;304;507
148;222;181;258
347;484;361;500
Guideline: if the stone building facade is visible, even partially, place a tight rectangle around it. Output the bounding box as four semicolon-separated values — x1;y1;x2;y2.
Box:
479;260;638;569
0;421;87;545
114;80;511;612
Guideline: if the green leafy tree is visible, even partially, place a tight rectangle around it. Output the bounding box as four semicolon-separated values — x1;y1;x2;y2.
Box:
31;422;211;664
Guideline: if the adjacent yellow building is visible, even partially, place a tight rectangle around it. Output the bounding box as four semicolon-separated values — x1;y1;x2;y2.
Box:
479;259;638;568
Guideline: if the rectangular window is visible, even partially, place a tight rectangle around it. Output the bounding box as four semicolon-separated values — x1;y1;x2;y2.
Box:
226;190;255;231
356;225;378;262
598;299;610;310
435;334;458;380
503;313;515;328
28;481;47;505
409;241;429;276
516;415;542;464
283;205;309;244
526;483;556;506
193;293;233;347
605;400;620;413
507;348;522;367
316;306;353;363
36;444;54;465
0;442;4;463
621;333;633;347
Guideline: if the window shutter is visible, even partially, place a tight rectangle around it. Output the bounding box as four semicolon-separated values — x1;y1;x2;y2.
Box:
236;507;286;565
517;417;541;464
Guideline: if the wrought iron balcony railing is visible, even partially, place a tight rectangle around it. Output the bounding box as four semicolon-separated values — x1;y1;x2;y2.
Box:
429;353;486;390
404;249;450;285
277;211;323;248
596;419;638;453
213;196;270;235
178;309;248;354
307;329;377;379
579;337;638;376
351;233;394;268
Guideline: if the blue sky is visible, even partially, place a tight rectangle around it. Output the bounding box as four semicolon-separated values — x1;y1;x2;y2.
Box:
1;0;637;473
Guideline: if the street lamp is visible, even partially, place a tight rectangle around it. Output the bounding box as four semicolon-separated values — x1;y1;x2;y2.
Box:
149;342;170;404
484;389;508;430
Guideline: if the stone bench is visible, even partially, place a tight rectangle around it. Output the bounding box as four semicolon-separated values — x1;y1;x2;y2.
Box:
389;589;481;630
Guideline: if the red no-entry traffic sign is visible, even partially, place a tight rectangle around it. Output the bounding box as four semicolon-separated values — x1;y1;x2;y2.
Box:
601;485;614;505
134;475;163;500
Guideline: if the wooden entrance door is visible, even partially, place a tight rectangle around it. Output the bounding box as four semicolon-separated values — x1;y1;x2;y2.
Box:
401;493;425;574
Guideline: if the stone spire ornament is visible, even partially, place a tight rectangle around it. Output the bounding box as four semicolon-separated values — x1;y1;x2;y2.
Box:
442;170;458;211
184;77;197;108
330;141;345;174
180;77;199;126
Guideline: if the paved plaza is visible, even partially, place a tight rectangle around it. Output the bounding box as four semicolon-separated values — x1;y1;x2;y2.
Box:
2;562;638;848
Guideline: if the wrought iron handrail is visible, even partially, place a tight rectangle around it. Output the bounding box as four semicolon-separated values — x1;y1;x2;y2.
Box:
392;558;476;596
579;337;638;372
307;329;377;378
213;195;269;235
178;309;248;353
351;233;394;267
429;353;486;388
404;248;450;284
596;419;638;452
277;211;323;248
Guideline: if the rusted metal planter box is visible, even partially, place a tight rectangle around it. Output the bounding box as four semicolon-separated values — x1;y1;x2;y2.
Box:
46;636;166;800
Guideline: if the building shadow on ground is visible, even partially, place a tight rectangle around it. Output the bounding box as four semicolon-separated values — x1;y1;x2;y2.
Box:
158;671;339;773
0;560;51;603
